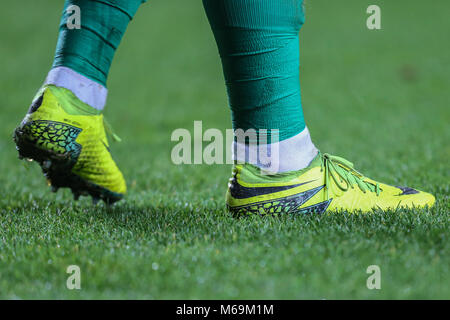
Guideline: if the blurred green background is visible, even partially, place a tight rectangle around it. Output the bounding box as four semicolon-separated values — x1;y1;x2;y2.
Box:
0;0;448;299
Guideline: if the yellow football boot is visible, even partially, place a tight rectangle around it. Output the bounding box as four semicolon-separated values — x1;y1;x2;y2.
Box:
13;85;126;204
227;152;435;215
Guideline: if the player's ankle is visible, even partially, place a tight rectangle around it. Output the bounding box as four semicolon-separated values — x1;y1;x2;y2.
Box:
233;127;318;173
44;85;103;116
44;66;107;111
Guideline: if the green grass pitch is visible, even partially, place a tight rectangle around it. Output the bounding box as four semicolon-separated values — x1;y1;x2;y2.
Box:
0;0;448;299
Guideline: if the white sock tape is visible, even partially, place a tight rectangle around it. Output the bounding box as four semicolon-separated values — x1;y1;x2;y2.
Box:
45;66;108;110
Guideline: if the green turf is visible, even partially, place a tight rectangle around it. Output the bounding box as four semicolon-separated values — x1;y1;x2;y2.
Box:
0;0;449;299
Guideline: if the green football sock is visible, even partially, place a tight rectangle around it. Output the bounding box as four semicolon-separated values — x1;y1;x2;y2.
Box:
203;0;306;142
52;0;146;86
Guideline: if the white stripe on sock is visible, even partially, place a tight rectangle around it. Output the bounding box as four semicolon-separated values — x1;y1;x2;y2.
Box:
45;66;107;110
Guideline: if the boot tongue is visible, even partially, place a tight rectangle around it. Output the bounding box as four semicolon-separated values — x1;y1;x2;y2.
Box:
308;152;323;168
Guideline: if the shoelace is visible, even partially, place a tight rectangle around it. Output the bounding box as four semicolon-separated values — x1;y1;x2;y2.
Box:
103;117;122;143
320;152;381;200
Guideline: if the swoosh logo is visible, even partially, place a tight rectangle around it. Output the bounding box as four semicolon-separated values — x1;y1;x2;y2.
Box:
229;185;330;215
395;186;419;196
230;179;317;199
